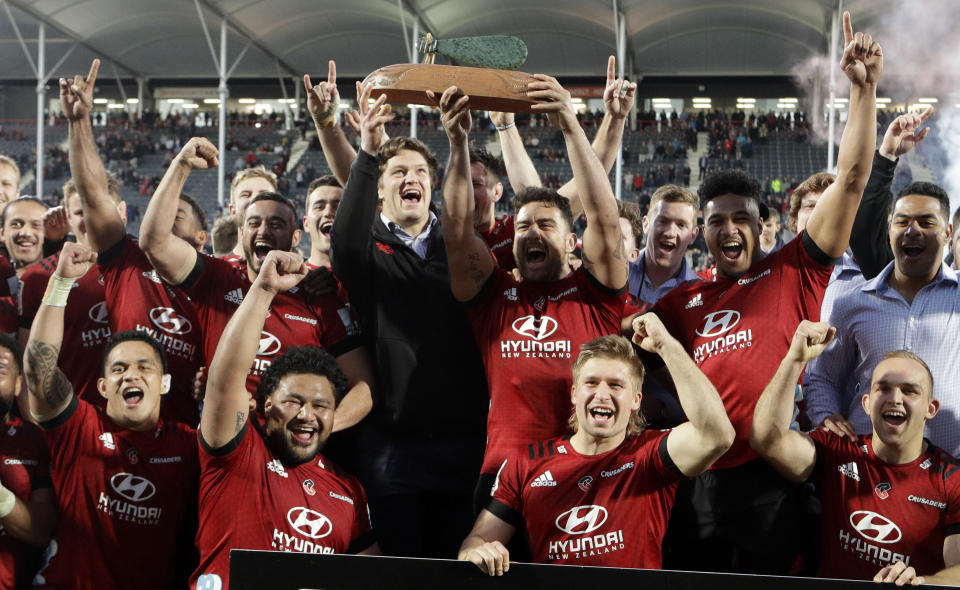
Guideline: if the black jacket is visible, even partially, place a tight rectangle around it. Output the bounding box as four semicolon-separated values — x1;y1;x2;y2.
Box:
331;150;488;436
849;150;896;280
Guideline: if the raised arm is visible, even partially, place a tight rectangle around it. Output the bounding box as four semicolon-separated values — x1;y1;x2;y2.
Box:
556;56;636;218
805;11;881;258
200;250;306;448
437;87;496;301
138;137;217;285
457;509;516;577
850;108;932;279
491;111;542;194
23;243;97;422
305;61;356;186
494;56;636;221
60;59;126;252
529;75;627;289
632;313;734;476
750;321;835;482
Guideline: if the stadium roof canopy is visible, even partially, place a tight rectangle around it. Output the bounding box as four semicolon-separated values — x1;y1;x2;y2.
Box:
0;0;890;82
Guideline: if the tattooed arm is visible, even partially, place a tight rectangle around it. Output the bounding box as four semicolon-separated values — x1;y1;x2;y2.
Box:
24;243;97;422
201;251;307;449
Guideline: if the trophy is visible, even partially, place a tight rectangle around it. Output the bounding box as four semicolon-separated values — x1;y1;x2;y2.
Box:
361;33;538;113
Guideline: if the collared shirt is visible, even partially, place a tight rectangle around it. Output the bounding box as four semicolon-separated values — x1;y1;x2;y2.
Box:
380;211;438;259
803;261;960;456
627;248;699;307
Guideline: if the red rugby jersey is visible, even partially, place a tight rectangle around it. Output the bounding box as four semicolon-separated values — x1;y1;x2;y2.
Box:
466;267;625;474
810;430;960;580
0;415;50;590
34;397;198;590
192;423;374;590
98;236;203;426
489;431;681;568
651;234;832;469
481;215;517;272
180;254;359;395
0;296;17;334
19;253;110;405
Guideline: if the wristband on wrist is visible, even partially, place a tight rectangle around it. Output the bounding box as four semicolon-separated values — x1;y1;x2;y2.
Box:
0;483;14;518
495;122;516;131
43;274;77;308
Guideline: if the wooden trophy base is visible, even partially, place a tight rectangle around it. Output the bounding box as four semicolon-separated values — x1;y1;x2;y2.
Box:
361;64;537;113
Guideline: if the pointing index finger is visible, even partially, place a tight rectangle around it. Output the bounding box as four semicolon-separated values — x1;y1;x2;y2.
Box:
87;58;100;86
606;55;615;85
328;60;336;86
842;11;853;45
919;105;934;122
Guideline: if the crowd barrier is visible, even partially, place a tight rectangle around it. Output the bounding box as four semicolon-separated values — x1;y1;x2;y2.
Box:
229;550;946;590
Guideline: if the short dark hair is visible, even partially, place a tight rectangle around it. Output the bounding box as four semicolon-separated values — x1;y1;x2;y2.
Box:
308;175;343;193
0;333;23;374
1;196;48;227
896;181;950;221
377;137;438;184
617;200;643;244
246;191;299;227
513;186;574;233
697;169;762;210
256;346;348;407
179;192;208;231
101;330;169;377
469;144;504;178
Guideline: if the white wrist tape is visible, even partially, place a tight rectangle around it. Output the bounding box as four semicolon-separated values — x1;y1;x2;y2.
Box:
43;274;77;308
0;483;15;518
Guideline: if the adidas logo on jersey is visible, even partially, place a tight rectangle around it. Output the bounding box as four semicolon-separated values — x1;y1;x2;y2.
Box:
267;459;288;478
99;432;116;450
920;458;933;470
531;470;557;487
838;461;860;482
504;287;517;302
142;270;162;284
224;288;244;305
684;293;703;309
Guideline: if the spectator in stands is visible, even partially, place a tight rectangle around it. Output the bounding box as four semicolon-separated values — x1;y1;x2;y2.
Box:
210;215;238;257
302;174;341;270
458;325;732;574
23;242;198;590
699;154;709;181
759;204;784;254
306;65;489;559
437;73;628;509
0;155;20;205
0;333;56;590
850;108;933;280
638;12;881;574
803;181;960;458
225;166;277;262
191;250;378;590
752;320;960;585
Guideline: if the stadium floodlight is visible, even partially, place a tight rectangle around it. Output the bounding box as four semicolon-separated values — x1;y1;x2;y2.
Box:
107;103;124;109
126;98;139;104
917;98;938;103
204;98;221;104
238;98;256;104
93;98;109;104
876;97;892;103
183;103;199;109
736;97;756;103
779;98;798;103
338;103;350;109
167;99;184;104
